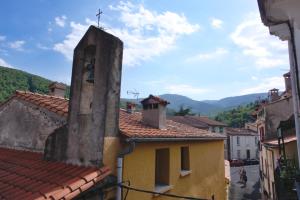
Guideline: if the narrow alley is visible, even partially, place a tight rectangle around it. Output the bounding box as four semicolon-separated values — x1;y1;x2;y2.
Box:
229;165;261;200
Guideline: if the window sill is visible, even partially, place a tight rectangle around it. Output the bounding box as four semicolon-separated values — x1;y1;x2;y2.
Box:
154;184;173;197
180;170;192;177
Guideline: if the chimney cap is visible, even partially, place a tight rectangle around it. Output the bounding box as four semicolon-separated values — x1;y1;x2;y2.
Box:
49;82;66;90
141;95;169;106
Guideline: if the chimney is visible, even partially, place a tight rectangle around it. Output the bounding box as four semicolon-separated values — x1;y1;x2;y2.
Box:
268;88;280;102
126;102;136;113
283;72;292;92
48;82;66;98
141;95;169;129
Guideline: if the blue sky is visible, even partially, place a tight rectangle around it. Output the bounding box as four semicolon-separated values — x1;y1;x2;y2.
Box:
0;0;289;100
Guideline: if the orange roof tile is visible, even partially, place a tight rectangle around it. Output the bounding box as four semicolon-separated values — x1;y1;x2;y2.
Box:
264;135;297;147
119;110;225;140
226;128;258;136
14;90;69;117
0;147;111;200
9;91;224;140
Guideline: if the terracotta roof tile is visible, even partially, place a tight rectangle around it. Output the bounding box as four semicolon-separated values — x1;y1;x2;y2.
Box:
226;128;258;136
264;135;297;146
0;148;111;200
10;91;224;140
119;110;225;139
14;90;69;118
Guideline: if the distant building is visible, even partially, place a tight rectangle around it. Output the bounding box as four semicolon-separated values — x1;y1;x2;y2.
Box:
254;72;298;200
226;127;259;160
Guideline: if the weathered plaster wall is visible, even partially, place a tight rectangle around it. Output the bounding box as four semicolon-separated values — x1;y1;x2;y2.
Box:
123;140;226;200
265;97;293;139
0;99;66;152
65;26;123;167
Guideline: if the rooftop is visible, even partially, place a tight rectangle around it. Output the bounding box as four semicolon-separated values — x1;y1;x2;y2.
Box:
120;110;225;141
0;147;110;200
169;115;227;127
5;91;225;141
226;127;258;136
264;135;297;147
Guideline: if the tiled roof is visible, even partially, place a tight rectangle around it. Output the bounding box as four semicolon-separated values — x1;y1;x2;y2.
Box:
168;116;209;129
0;147;111;200
8;91;224;140
226;128;258;136
264;135;297;147
119;110;225;139
14;90;68;117
170;116;227;127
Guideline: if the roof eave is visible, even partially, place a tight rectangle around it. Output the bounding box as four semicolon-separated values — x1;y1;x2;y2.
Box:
257;0;271;26
125;136;226;143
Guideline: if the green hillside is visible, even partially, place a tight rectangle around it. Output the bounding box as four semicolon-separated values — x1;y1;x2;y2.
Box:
0;66;55;102
214;102;258;128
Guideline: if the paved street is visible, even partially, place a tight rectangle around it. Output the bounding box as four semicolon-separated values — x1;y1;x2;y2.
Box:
229;165;262;200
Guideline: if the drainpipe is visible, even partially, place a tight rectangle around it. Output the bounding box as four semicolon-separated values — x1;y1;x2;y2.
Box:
117;140;136;200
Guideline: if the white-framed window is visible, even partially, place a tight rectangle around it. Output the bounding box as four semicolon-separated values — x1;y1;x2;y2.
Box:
237;136;240;146
237;150;241;159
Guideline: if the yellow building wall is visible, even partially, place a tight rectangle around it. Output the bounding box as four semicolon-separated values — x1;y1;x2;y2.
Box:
122;140;226;200
103;136;121;175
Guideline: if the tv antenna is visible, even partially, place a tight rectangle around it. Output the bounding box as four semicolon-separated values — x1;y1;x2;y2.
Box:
127;89;140;101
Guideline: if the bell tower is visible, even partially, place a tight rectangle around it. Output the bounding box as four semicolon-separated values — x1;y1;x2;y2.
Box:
66;26;123;166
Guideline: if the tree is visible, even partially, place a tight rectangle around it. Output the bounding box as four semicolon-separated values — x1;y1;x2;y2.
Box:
174;105;194;116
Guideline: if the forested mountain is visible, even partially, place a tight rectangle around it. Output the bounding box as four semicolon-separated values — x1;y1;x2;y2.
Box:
1;65;264;123
0;66;53;102
214;102;258;128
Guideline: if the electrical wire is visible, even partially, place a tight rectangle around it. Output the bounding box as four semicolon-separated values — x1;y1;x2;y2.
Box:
119;181;212;200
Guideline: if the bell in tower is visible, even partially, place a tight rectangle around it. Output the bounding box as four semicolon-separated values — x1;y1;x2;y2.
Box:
63;26;123;167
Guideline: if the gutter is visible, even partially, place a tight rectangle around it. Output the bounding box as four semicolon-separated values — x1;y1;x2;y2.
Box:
125;136;226;143
117;140;136;200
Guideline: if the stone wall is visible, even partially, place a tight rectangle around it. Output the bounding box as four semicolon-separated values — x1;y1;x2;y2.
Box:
0;98;66;152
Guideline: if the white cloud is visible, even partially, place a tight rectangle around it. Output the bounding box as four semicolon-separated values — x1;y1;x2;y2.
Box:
0;58;14;68
186;48;228;62
9;40;25;51
55;15;67;27
37;43;50;50
211;18;223;29
240;76;284;94
53;20;89;60
0;35;6;41
54;1;200;66
231;12;288;69
251;76;258;81
165;84;209;95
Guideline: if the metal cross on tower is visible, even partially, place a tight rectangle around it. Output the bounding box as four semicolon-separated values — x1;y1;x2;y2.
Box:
96;9;103;28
